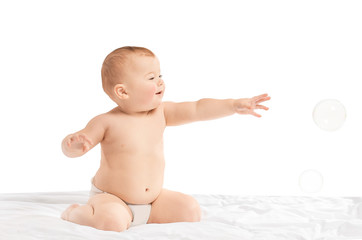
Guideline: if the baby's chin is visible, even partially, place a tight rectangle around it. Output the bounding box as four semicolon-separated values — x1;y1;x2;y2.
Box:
138;101;163;113
150;102;163;110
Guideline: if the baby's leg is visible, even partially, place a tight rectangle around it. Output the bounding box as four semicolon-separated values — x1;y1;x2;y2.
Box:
61;193;132;232
147;189;201;224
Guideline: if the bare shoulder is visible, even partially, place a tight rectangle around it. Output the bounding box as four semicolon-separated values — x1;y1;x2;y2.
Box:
161;101;176;125
93;107;130;127
162;101;174;107
161;101;175;114
86;110;116;130
161;101;170;115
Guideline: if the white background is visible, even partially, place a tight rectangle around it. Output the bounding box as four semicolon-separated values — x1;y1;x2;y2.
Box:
0;0;361;196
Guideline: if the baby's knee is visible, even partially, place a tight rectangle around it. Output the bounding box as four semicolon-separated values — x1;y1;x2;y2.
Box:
95;211;131;232
96;215;129;232
182;196;201;222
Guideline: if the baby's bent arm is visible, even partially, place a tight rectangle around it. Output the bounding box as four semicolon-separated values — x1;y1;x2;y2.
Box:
163;99;235;126
61;115;106;158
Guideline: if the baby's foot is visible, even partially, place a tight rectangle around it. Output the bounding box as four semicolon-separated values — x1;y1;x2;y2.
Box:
61;204;80;220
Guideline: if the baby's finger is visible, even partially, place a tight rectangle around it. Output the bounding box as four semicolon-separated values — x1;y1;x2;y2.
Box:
82;144;90;152
69;136;77;144
256;104;269;110
78;134;86;142
79;134;93;146
254;93;268;101
83;135;94;146
85;138;94;146
251;111;262;118
75;134;81;142
67;138;72;147
256;96;271;104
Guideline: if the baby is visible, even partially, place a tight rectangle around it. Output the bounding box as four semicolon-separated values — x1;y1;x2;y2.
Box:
61;46;270;232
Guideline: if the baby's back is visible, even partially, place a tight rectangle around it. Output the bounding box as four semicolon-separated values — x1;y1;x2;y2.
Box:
93;106;166;204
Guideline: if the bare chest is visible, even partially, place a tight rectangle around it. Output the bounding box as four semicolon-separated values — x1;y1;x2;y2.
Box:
103;109;166;153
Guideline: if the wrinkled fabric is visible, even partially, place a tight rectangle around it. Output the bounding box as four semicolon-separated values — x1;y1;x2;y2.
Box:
1;192;362;240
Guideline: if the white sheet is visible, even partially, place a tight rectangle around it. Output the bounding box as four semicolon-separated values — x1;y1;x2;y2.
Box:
1;192;362;240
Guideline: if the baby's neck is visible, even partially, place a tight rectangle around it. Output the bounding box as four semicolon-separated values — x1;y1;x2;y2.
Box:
113;105;157;117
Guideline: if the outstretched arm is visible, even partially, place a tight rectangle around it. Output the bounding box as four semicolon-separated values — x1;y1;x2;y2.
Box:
61;115;106;158
163;93;270;126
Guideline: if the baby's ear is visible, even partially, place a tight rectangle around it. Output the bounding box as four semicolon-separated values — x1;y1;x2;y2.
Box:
114;84;129;100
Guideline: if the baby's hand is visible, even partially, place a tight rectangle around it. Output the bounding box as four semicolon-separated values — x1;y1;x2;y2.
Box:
66;133;94;153
233;93;271;117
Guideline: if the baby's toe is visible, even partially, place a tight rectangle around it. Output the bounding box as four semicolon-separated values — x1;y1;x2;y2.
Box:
61;203;80;220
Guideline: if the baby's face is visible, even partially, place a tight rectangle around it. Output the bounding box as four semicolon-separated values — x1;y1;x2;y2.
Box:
122;54;165;112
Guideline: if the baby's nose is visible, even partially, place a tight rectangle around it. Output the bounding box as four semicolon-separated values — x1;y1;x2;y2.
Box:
157;79;164;86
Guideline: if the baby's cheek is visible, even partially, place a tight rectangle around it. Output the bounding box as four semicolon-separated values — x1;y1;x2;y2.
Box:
149;84;157;95
142;85;157;102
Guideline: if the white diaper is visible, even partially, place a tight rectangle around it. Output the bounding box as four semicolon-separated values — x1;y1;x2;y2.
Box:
90;180;151;227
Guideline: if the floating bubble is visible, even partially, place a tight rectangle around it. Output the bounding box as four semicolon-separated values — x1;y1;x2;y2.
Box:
313;99;346;131
299;169;324;193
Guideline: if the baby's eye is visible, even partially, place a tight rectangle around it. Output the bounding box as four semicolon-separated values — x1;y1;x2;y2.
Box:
149;77;155;80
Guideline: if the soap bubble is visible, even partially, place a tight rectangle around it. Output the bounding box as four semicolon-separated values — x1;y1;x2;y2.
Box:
313;99;346;131
299;169;324;193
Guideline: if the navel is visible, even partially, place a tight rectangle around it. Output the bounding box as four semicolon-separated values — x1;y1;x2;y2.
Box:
145;188;149;192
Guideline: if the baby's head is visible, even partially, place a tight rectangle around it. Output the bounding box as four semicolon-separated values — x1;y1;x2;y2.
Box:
101;46;164;113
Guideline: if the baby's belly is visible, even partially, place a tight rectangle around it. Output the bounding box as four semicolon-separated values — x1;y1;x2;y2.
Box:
93;156;165;204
